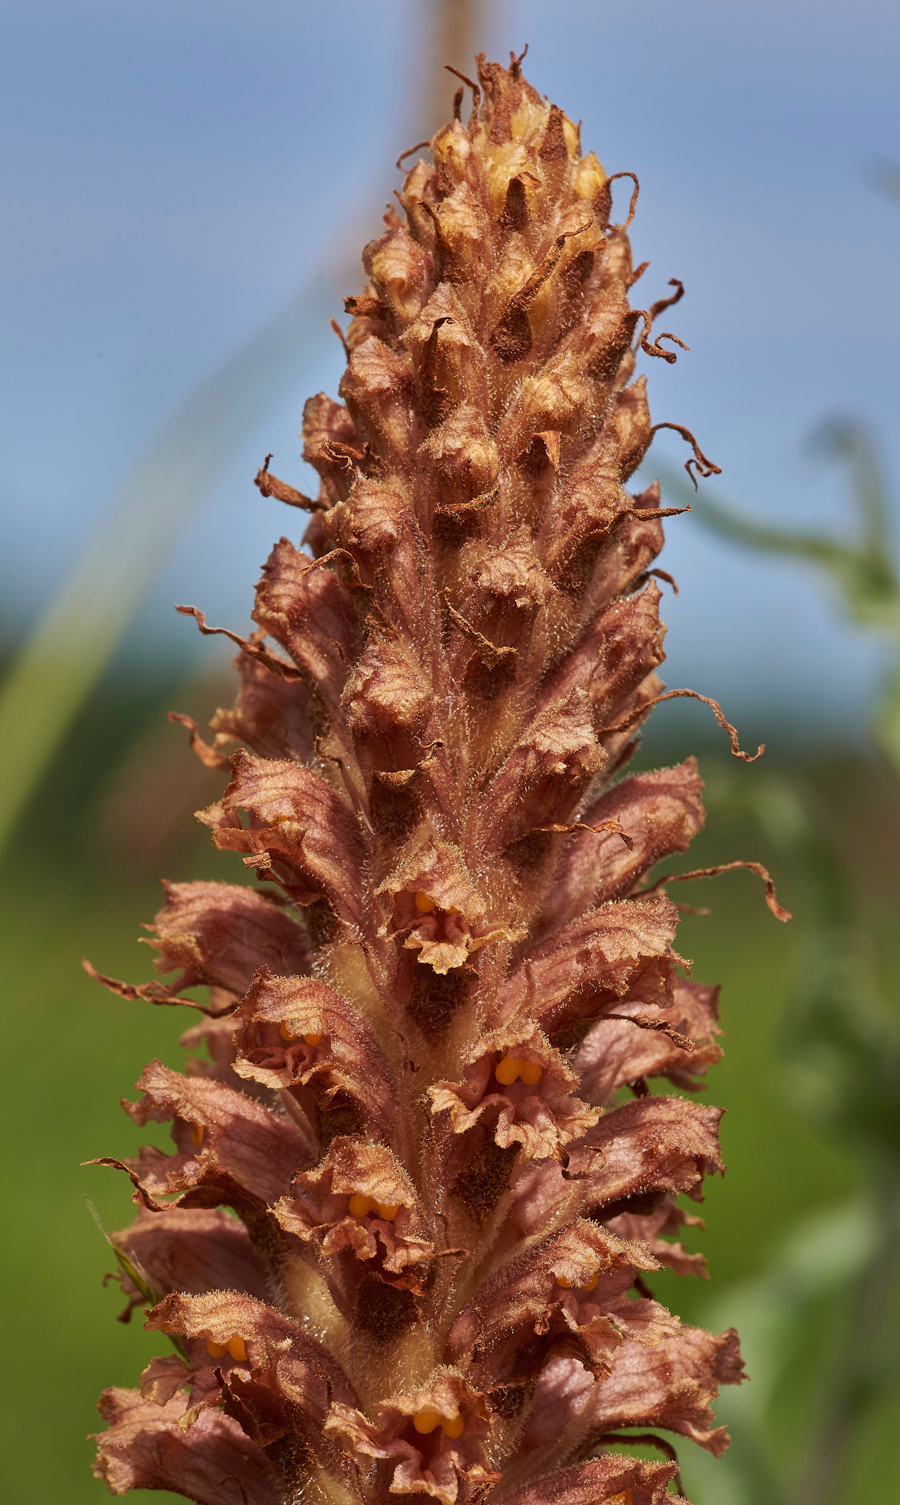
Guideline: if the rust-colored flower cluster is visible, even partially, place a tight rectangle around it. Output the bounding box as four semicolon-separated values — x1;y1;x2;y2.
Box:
90;53;785;1505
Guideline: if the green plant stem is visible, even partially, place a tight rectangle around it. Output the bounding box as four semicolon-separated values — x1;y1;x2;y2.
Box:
793;1167;900;1505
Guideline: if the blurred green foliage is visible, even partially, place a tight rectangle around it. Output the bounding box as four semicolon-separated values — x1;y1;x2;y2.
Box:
661;416;900;1503
658;420;900;774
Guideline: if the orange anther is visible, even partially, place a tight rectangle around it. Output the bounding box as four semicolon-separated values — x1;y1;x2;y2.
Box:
414;891;436;913
376;1203;400;1222
441;1414;465;1439
348;1193;373;1218
190;1124;205;1150
281;1021;321;1045
580;1272;598;1293
226;1335;247;1361
413;1409;442;1434
206;1339;227;1358
495;1055;543;1086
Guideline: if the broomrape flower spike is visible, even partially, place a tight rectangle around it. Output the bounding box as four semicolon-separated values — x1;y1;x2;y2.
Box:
87;51;787;1505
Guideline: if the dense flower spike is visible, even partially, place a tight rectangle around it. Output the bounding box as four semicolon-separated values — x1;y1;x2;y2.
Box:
89;52;789;1505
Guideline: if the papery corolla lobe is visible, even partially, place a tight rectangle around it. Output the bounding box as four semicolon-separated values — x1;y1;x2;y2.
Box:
571;1095;725;1214
494;1454;680;1505
498;893;682;1035
302;391;362;505
517;1322;741;1472
537;584;666;735
252;536;361;727
341;631;434;781
535;758;706;937
340;336;417;467
476;691;607;851
447;1217;675;1389
429;1022;599;1162
504;1094;723;1256
179;1011;258;1094
326;1371;497;1505
273;1135;432;1288
323;477;430;644
573;980;721;1100
92;1060;309;1218
574;1322;745;1457
606;1195;710;1279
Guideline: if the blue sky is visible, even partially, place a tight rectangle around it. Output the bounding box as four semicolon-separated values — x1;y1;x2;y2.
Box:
2;0;899;744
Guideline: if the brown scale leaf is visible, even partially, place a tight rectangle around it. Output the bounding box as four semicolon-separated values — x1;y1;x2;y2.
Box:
497;893;682;1035
145;879;312;999
92;1387;283;1504
232;968;400;1147
91;1059;311;1213
534;759;705;940
199;750;367;922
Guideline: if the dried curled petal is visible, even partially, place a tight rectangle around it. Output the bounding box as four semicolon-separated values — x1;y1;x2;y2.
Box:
90;1060;310;1217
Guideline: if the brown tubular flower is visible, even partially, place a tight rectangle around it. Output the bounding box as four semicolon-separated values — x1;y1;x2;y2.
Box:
89;52;789;1505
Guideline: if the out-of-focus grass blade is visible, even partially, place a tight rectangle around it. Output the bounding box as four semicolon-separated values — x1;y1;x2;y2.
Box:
811;418;895;556
873;157;900;206
656;458;900;634
682;1198;879;1505
0;0;490;863
658;421;900;780
873;661;900;773
0;260;356;858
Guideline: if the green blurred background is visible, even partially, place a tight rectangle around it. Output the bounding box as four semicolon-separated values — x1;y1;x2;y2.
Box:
2;2;899;1501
